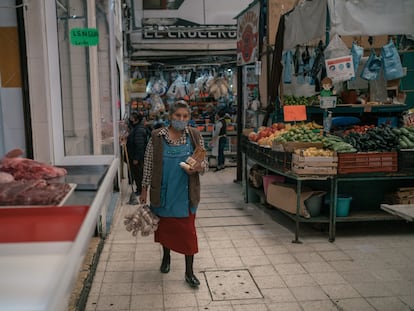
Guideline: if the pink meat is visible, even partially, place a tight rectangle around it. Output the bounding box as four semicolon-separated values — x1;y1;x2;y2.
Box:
0;179;70;206
0;149;67;180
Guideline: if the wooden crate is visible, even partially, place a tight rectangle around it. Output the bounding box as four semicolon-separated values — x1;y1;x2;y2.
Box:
291;154;338;175
338;152;398;174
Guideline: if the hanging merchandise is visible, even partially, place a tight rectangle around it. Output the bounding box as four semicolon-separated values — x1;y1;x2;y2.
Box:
146;73;168;96
166;74;189;99
381;39;404;81
283;50;293;84
324;34;354;83
207;76;229;100
360;49;382;81
350;41;364;80
148;94;165;116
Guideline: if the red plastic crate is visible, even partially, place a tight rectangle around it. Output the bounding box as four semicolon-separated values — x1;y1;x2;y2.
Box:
0;205;89;243
338;152;398;174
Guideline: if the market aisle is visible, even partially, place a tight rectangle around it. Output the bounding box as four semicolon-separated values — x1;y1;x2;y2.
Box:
85;167;414;311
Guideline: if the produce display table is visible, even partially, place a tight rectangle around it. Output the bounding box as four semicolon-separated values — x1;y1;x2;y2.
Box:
242;140;414;242
243;153;335;243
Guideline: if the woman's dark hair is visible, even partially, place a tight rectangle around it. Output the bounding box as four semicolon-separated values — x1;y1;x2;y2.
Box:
130;112;143;123
217;109;226;118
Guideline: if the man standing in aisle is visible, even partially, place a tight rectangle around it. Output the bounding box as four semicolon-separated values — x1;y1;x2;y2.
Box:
127;112;148;195
209;109;227;172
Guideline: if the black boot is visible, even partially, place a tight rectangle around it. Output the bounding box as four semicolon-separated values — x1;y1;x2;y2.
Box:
160;246;170;273
185;255;200;287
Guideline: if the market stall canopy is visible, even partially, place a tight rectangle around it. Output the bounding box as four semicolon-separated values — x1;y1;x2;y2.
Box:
283;0;414;50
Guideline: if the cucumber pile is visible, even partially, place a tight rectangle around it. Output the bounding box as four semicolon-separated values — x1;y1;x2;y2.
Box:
343;125;399;152
393;127;414;149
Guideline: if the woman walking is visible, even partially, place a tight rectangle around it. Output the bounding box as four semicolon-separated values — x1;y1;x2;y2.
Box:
139;100;207;288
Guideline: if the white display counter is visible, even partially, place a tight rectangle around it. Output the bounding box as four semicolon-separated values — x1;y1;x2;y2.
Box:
0;158;119;311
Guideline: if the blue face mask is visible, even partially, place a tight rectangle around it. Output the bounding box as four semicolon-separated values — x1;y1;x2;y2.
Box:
170;119;188;131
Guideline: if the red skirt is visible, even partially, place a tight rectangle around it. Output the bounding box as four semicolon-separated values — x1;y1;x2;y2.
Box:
154;212;198;255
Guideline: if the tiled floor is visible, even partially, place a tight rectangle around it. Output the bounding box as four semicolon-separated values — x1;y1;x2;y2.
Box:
85;168;414;311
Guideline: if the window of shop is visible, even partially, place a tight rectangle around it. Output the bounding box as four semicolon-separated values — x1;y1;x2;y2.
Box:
55;0;115;159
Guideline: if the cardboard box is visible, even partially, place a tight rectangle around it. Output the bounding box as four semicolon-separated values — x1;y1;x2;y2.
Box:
266;183;324;218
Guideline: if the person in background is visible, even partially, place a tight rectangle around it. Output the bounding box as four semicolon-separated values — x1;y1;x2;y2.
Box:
139;100;207;288
209;109;227;172
126;112;148;195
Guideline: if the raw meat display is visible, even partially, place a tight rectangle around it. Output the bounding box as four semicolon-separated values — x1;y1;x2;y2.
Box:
0;148;67;180
0;179;72;206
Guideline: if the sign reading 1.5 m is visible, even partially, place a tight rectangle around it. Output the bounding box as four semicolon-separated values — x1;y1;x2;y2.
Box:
70;28;99;46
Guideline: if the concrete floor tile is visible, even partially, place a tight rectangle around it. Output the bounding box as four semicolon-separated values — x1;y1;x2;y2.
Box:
208;239;234;249
232;303;268;311
100;282;131;296
164;293;198;308
241;255;271;267
290;286;329;301
254;275;286;289
102;271;133;283
335;298;375;311
367;296;412;311
352;282;394;297
108;251;134;261
294;252;324;263
400;295;414;310
299;299;337;311
85;294;98;311
211;247;239;258
281;274;317;287
261;288;296;303
237;246;264;257
262;245;289;255
132;281;163;295
302;261;334;273
310;271;347;285
320;283;360;299
340;270;379;284
267;254;297;265
318;250;351;261
95;294;130;310
164;279;197;294
232;239;259;248
267;301;302;311
274;263;307;275
372;268;405;281
309;242;339;252
329;260;363;272
105;260;134;272
383;280;414;296
249;265;278;277
215;256;244;269
130;294;164;309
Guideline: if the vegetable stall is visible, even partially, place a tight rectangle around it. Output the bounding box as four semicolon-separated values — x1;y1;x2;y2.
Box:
241;0;414;241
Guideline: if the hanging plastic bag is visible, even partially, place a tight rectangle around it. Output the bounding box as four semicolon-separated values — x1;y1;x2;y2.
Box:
350;42;364;80
360;49;382;81
324;34;349;60
381;39;404;81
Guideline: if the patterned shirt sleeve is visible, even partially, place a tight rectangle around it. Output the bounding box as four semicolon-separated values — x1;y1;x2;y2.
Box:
142;137;153;187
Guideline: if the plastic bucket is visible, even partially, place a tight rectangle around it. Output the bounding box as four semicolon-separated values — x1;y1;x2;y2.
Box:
336;195;352;217
263;175;285;195
305;193;325;217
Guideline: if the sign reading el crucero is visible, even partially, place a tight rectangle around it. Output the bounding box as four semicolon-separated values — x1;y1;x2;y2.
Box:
70;28;99;46
237;2;260;65
143;25;237;40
